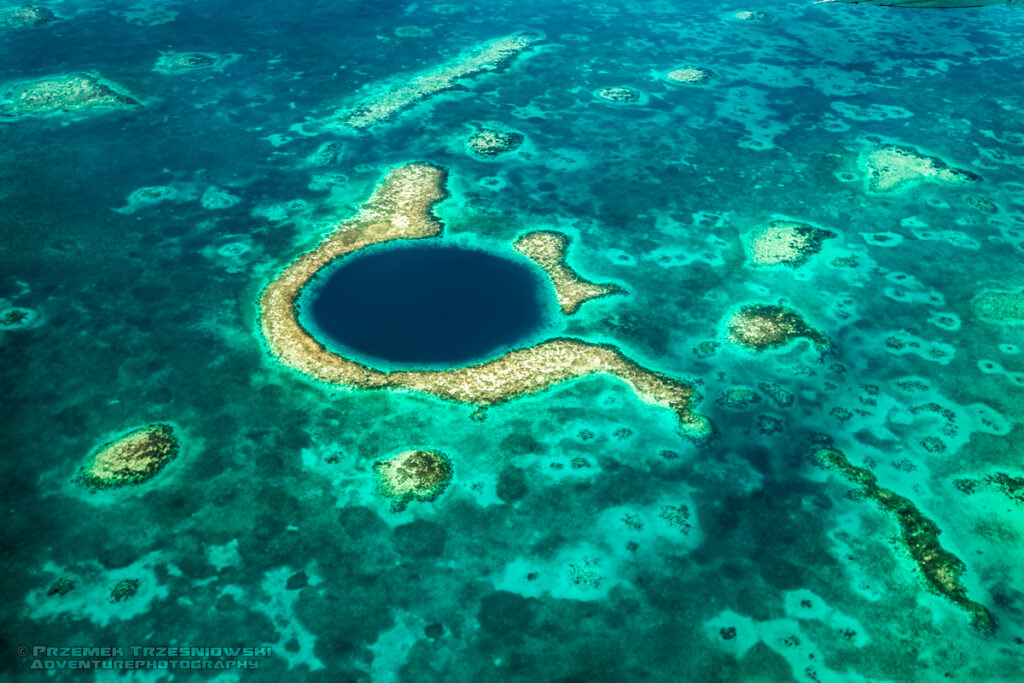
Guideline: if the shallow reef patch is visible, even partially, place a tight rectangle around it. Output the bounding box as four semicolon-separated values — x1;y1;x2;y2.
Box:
810;439;995;634
859;138;980;194
1;73;140;119
726;304;828;353
745;219;837;268
373;449;454;512
78;424;179;489
331;33;539;130
512;231;624;315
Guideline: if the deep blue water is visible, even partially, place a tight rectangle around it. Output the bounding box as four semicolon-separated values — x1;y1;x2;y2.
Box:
307;244;549;366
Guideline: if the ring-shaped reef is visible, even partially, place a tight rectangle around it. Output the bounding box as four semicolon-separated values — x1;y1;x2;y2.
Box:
258;162;711;442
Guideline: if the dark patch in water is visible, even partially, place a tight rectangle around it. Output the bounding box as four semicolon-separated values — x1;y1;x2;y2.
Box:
308;244;549;366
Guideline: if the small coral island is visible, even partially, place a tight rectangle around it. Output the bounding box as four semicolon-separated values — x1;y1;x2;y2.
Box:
466;127;524;158
746;219;836;268
1;73;139;118
726;304;828;352
811;440;995;634
513;231;624;315
374;449;454;511
333;33;539;130
258;163;711;442
78;424;179;489
860;139;980;194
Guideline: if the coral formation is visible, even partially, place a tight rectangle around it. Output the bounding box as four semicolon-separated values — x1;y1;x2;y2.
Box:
309;141;343;165
810;442;994;633
860;140;980;194
726;304;828;353
258;163;710;442
154;52;233;74
597;86;640;104
731;10;775;22
716;389;761;410
373;449;453;511
512;231;624;315
46;578;74;596
666;66;714;85
332;33;539;130
1;5;55;28
757;381;794;408
78;424;179;489
746;220;836;267
466;127;524;158
201;187;240;210
986;473;1024;504
110;579;140;602
971;288;1024;324
0;307;35;329
1;73;139;118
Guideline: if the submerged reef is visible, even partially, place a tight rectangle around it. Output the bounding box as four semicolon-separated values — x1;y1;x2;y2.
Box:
596;86;641;104
512;231;624;315
373;449;453;511
746;220;836;267
332;33;538;130
46;578;74;597
110;579;140;602
1;73;139;118
665;66;715;85
726;304;828;352
971;288;1024;324
860;140;980;194
154;52;233;74
466;127;524;158
78;424;179;489
1;307;36;329
258;163;710;441
810;443;995;634
1;5;56;28
731;10;775;23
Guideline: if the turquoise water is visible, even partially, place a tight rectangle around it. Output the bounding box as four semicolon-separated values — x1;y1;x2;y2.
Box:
2;0;1023;680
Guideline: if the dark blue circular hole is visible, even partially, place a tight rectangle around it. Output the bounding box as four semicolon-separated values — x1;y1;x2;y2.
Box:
306;244;551;367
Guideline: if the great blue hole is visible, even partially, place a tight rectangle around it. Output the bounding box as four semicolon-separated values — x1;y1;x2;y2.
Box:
304;243;552;367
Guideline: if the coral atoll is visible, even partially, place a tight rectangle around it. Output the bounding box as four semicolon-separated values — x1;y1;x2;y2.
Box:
513;231;624;315
373;449;453;511
860;140;980;194
746;220;836;267
726;304;828;352
810;442;994;634
332;33;539;130
1;73;139;118
258;163;710;442
78;424;179;489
